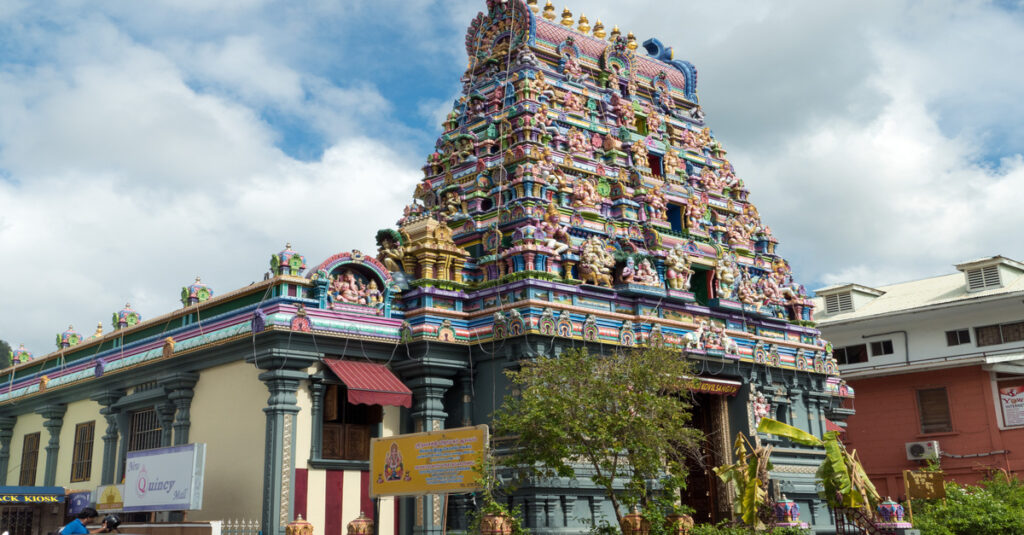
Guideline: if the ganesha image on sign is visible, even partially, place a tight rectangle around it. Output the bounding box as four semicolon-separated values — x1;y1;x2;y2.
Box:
379;442;405;483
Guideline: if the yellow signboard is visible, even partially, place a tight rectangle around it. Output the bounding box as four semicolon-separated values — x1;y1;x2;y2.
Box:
370;425;488;497
904;470;945;500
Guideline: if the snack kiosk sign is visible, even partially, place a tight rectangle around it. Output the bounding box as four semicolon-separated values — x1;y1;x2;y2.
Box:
370;425;487;497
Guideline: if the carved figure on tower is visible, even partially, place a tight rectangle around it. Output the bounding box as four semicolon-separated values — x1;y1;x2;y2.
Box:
663;150;680;178
686;193;707;231
572;177;601;209
579;236;615;287
538;203;571;255
665;245;694;291
715;254;739;300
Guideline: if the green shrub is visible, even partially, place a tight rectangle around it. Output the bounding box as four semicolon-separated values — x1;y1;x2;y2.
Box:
911;474;1024;535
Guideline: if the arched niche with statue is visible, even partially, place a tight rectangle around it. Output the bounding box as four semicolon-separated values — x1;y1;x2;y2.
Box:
308;250;398;317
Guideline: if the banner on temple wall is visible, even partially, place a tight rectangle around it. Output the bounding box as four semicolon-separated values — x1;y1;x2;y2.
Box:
998;383;1024;427
369;425;487;497
904;470;945;500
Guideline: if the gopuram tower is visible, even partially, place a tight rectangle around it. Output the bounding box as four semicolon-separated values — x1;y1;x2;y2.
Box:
372;0;851;532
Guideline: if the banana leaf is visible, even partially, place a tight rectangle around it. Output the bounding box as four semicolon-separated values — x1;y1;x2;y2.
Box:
756;417;823;446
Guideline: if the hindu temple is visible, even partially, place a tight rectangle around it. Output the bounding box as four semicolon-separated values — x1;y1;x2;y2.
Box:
0;1;852;534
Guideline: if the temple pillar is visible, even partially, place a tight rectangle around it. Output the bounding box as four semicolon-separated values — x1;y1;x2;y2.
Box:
37;404;66;486
308;379;324;460
91;391;124;485
0;416;16;485
250;348;318;535
162;372;200;445
409;376;454;535
157;404;176;447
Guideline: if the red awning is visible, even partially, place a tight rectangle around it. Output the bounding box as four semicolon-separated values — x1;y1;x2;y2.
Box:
323;359;413;408
825;419;846;433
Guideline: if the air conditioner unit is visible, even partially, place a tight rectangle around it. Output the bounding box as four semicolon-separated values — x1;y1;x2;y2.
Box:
905;440;940;461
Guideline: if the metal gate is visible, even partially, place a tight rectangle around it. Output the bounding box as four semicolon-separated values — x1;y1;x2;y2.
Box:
0;506;36;535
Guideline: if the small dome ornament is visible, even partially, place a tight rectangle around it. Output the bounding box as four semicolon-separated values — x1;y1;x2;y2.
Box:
526;0;539;13
56;325;83;349
592;19;605;38
91;322;104;339
346;511;374;535
271;242;306;276
181;276;214;307
12;344;33;364
285;514;313;535
609;25;621;42
626;32;638;50
576;13;590;34
542;1;555;20
113;303;142;330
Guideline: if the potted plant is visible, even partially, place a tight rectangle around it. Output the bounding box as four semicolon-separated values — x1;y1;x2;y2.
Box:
468;455;527;535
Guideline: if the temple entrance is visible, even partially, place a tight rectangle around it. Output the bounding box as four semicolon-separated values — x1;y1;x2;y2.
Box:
681;392;728;524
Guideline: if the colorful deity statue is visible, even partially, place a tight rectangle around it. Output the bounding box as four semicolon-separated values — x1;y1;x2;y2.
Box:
440;190;462;219
537;147;568;189
681;128;702;152
645;104;663;135
737;271;761;306
686;193;708;231
665;245;694;291
579;236;615;287
724;217;750;246
644;189;667;220
572;177;601;209
376;230;406;273
715;254;739;300
630;141;649;168
560;51;586;82
329;270;381;307
561;88;583;114
538;203;571;255
663;149;681;178
611;93;635;127
636;258;660;286
567;127;592;158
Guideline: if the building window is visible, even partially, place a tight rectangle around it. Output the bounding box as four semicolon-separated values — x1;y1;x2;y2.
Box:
870;340;894;356
70;422;95;483
945;329;970;346
648;153;662;177
976;320;1024;347
966;265;1000;291
321;385;382;461
18;432;40;486
917;388;953;434
128;408;162;452
824;292;854;314
834;344;868;365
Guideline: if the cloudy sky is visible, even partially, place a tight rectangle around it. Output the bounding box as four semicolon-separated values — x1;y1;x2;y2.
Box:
2;0;1023;354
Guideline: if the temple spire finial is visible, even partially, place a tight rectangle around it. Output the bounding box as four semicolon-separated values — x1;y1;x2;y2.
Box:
560;7;573;27
542;1;555;20
592;19;605;38
577;13;590;34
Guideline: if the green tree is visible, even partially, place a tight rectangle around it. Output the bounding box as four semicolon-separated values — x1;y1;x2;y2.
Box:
494;346;702;533
0;339;11;368
911;474;1024;535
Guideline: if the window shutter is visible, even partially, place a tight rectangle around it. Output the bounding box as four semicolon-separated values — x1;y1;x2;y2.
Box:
917;388;952;433
825;294;839;314
824;292;853;314
966;268;985;290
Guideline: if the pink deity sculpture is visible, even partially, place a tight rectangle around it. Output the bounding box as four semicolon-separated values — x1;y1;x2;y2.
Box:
562;89;583;114
630;141;649;168
572;178;601;209
568;128;592;158
636;259;660;286
686;193;707;231
681;129;702;152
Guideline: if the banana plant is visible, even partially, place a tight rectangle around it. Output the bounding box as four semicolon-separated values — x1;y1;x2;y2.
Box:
712;432;773;528
756;418;880;510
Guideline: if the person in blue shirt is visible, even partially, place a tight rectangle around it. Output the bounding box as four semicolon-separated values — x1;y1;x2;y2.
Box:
61;507;110;534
